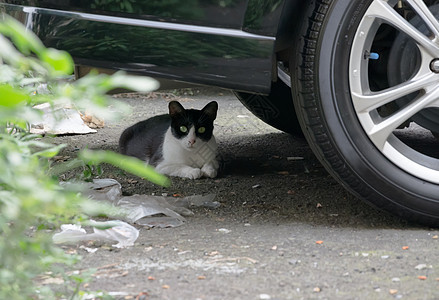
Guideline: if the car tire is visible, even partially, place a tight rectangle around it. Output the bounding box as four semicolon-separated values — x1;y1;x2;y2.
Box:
291;0;439;226
234;81;303;136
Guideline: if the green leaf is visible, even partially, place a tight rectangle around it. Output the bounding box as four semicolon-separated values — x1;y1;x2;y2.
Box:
83;220;119;230
32;144;65;158
38;48;74;75
0;15;45;55
48;158;85;176
79;149;170;187
109;72;160;92
0;35;23;66
0;84;30;107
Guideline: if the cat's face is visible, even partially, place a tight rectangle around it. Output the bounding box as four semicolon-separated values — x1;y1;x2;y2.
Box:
168;101;218;150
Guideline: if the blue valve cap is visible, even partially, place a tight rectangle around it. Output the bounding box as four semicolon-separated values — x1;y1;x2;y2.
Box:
369;52;379;60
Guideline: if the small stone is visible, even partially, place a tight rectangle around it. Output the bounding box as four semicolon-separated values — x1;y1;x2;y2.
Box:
381;255;390;259
432;235;438;239
313;287;321;293
362;253;369;257
259;294;271;300
392;277;400;282
389;289;398;295
218;228;231;234
207;251;219;256
415;264;427;270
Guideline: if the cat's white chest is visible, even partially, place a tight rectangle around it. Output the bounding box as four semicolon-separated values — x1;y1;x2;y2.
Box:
156;128;218;179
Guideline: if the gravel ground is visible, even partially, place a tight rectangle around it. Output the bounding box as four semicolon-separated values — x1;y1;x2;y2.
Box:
49;88;438;300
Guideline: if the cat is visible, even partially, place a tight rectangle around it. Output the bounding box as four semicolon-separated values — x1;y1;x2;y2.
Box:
119;101;219;179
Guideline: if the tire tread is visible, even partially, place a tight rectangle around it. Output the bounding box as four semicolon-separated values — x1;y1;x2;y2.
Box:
294;0;388;208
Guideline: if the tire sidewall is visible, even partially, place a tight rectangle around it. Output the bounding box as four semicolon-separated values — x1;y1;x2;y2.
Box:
316;0;439;216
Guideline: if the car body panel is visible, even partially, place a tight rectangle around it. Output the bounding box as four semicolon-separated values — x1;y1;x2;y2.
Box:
4;0;248;29
0;1;301;93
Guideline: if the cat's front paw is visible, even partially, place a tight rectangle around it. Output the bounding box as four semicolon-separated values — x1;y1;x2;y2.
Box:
201;164;217;178
180;167;202;179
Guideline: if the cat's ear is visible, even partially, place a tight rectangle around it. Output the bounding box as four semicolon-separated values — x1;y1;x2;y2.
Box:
168;101;185;117
201;101;218;121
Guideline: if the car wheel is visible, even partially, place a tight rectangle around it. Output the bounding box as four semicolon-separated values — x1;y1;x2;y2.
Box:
291;0;439;226
234;81;303;135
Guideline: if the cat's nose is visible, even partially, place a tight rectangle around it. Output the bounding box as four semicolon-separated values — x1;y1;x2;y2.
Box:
188;139;196;146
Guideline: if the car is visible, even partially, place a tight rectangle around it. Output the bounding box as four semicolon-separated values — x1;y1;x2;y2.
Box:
1;0;438;226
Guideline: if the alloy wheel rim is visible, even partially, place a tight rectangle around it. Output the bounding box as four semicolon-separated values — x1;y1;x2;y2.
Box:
349;0;439;184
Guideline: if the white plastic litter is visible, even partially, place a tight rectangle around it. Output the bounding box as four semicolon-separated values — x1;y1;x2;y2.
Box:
31;102;96;135
86;179;219;228
86;178;122;202
117;195;187;228
54;179;220;246
53;220;139;248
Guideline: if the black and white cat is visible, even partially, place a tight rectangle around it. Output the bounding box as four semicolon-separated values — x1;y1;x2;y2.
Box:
119;101;219;179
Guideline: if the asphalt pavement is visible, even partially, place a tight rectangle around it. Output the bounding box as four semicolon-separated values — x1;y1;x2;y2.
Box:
52;88;439;300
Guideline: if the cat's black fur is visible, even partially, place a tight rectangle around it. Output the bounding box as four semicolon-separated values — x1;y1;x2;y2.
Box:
118;114;169;165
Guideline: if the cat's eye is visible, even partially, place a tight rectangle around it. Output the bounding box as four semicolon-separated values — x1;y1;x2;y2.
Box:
179;126;188;133
198;127;206;134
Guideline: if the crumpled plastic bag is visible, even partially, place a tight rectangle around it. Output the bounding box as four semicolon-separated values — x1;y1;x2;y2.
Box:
85;179;219;228
54;179;220;247
85;178;122;202
117;195;188;228
52;220;139;248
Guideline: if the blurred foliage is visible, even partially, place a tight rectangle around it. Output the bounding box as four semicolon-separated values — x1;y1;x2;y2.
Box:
0;15;167;299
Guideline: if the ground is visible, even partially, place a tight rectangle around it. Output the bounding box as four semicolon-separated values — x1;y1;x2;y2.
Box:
50;88;438;300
